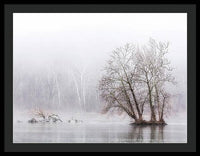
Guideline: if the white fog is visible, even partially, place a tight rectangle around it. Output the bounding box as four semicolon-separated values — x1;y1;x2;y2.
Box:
13;13;187;143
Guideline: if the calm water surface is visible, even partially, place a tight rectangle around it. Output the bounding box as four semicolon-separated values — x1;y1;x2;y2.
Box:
13;122;187;143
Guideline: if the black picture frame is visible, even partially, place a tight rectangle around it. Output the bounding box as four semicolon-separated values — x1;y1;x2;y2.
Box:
4;3;196;152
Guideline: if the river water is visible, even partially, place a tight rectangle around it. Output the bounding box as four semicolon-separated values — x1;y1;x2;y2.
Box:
13;122;187;143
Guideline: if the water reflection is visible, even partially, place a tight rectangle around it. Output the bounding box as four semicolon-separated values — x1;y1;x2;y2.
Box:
128;125;165;143
13;123;186;143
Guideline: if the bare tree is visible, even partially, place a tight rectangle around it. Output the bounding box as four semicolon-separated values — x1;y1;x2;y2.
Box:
99;43;147;123
99;38;175;125
70;63;88;112
134;38;175;123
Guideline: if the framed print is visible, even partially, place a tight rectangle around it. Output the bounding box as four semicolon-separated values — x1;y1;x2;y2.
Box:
4;3;196;152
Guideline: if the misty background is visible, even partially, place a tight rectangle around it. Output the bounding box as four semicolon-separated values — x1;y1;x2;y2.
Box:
13;13;187;116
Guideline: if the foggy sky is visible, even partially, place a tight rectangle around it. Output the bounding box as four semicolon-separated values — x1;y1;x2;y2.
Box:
13;13;187;110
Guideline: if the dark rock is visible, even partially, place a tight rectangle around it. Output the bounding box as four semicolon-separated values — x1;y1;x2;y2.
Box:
28;118;38;123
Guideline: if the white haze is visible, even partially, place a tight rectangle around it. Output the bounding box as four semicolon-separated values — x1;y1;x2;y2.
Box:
13;13;187;119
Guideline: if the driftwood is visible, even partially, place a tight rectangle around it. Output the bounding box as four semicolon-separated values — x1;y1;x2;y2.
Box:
28;109;62;123
48;114;63;122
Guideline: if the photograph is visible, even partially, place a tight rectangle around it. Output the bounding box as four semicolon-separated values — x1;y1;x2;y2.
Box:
13;13;187;143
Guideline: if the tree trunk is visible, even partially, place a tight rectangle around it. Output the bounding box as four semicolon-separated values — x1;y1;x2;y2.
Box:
160;96;166;122
147;84;156;122
155;85;161;121
122;65;143;120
